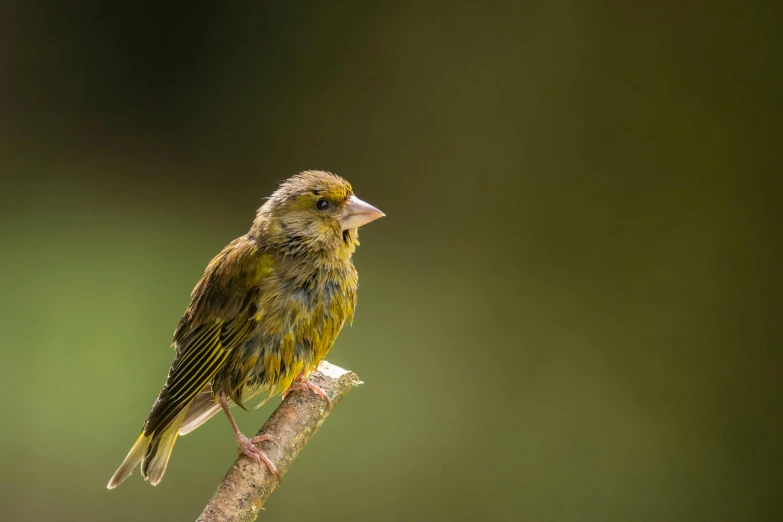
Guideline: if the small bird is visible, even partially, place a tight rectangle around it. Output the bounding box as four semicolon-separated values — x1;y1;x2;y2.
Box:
108;171;384;488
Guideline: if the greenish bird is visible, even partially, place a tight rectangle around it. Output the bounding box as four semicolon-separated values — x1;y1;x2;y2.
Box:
108;171;384;488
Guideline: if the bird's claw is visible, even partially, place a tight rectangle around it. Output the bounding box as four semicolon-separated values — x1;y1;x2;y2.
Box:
250;434;279;444
237;433;280;481
282;379;330;406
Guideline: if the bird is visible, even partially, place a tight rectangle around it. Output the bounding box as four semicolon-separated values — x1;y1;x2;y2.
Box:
107;170;384;488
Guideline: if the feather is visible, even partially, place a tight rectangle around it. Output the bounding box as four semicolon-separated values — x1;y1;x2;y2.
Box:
142;409;187;486
179;389;222;436
107;433;149;489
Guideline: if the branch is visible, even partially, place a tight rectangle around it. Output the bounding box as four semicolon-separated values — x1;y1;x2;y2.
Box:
196;361;362;522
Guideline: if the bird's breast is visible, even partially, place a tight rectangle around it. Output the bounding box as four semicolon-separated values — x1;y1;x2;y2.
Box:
237;265;357;398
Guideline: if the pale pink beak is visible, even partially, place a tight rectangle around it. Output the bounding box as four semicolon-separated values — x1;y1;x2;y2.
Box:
340;195;385;231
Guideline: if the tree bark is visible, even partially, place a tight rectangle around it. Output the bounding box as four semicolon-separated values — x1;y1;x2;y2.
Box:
196;361;362;522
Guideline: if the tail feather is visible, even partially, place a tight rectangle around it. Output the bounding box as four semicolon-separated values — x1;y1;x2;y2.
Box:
142;410;186;486
179;389;222;436
107;432;149;489
107;409;187;489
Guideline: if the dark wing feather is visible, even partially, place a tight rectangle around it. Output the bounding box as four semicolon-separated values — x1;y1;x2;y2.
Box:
142;237;263;437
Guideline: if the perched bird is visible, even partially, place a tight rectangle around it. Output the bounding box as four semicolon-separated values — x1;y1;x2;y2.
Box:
108;171;384;488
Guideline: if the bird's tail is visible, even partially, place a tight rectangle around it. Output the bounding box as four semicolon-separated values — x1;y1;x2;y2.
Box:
107;409;187;489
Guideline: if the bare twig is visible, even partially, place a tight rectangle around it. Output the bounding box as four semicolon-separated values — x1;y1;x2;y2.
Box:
196;361;362;522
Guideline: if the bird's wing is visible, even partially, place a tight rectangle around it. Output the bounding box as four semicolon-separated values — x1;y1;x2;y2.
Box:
142;237;267;437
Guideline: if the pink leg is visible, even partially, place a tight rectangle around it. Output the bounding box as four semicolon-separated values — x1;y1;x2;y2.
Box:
282;371;330;406
219;392;280;481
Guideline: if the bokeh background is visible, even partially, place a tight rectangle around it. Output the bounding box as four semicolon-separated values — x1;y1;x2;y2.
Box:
1;2;781;521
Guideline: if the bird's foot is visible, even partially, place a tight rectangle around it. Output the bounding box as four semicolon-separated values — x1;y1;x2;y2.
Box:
236;433;280;481
282;377;330;406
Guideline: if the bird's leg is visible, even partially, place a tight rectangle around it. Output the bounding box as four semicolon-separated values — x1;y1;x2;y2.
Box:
282;371;330;405
218;392;280;481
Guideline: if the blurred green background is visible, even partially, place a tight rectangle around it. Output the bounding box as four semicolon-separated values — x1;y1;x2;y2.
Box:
1;2;781;521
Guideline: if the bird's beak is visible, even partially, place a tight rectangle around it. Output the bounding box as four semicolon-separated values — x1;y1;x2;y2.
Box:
340;195;385;231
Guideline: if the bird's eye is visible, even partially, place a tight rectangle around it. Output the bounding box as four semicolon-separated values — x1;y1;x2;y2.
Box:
316;199;330;211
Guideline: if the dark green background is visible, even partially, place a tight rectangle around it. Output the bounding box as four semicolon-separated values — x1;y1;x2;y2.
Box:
1;2;781;521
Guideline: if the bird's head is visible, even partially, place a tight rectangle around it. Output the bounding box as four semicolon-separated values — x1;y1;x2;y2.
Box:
252;171;384;257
